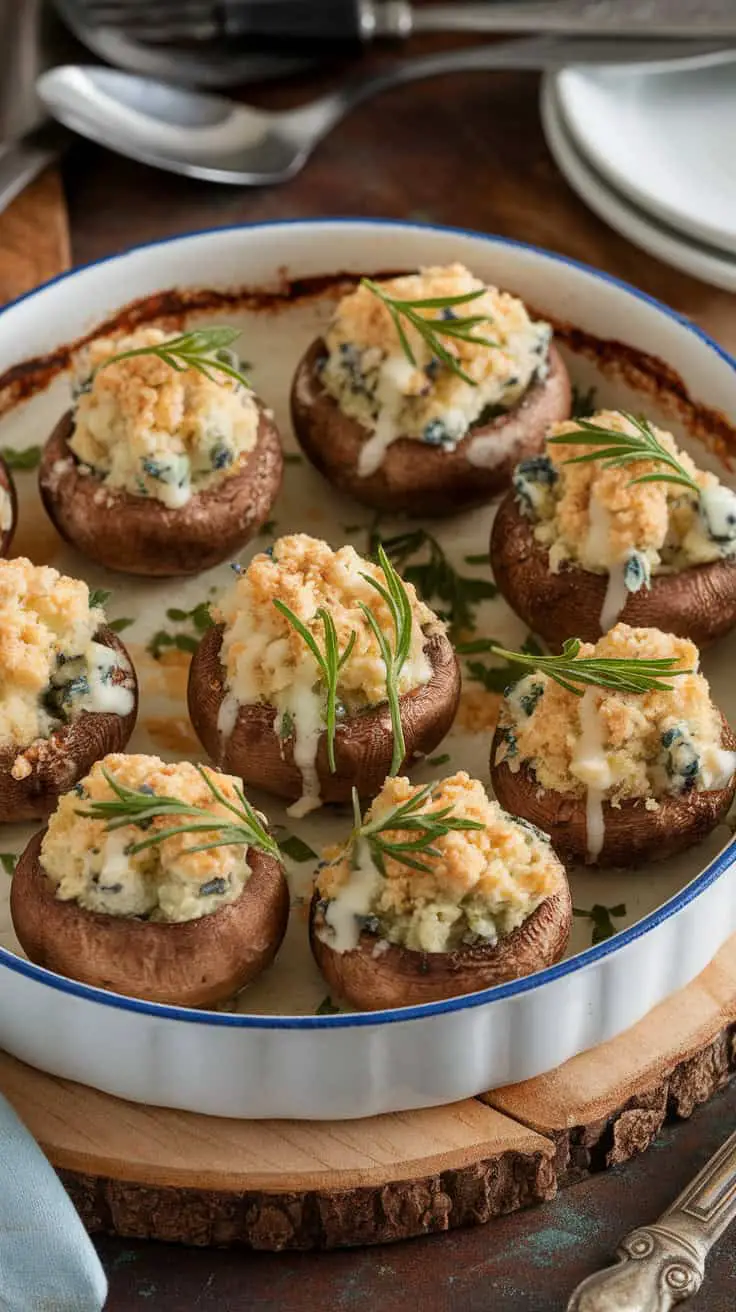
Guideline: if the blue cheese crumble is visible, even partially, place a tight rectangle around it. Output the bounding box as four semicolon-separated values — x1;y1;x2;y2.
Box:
319;264;552;476
69;327;259;509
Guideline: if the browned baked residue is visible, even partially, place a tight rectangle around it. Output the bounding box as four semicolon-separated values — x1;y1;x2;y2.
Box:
128;645;191;703
454;689;502;734
144;715;200;757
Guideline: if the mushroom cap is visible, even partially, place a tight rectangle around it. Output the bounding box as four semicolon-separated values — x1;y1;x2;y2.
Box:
0;454;17;557
11;829;290;1007
0;626;138;823
309;877;572;1011
489;719;736;867
38;404;283;577
290;338;571;516
490;490;736;650
187;624;461;804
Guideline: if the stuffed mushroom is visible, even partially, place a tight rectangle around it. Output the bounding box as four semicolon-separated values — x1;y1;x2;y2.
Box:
310;771;572;1010
0;453;17;556
490;623;736;867
188;533;460;816
490;410;736;648
39;326;283;576
291;264;571;516
0;558;137;821
10;754;289;1006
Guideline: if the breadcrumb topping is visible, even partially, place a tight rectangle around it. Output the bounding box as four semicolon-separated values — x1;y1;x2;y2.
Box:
41;754;258;923
320;264;551;474
497;624;734;802
215;533;436;713
316;772;563;954
0;557;131;749
69;327;259;509
517;410;734;576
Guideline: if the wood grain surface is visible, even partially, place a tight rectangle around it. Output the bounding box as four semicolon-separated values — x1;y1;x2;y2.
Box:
0;167;69;301
1;49;735;1298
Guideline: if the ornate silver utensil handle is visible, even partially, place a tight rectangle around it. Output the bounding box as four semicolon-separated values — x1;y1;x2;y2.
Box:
567;1128;736;1311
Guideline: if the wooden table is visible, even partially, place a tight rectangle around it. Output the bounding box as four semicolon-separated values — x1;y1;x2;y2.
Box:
10;45;736;1310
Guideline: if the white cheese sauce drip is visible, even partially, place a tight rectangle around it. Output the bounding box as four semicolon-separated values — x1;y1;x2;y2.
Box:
284;670;325;820
321;839;382;953
699;743;736;791
466;428;522;470
216;692;240;764
585;494;630;633
358;355;417;477
571;687;613;863
78;642;135;717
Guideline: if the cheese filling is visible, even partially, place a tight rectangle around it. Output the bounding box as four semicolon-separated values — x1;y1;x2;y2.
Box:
41;755;258;923
320;264;552;476
496;624;736;860
315;773;563;955
513;411;736;631
0;557;134;753
0;484;11;534
69;327;259;509
214;535;437;817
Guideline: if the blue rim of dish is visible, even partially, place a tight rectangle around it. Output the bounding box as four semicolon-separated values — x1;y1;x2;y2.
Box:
0;216;734;1029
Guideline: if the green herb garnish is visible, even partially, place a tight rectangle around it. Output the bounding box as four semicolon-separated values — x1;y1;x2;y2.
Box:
279;833;318;863
349;784;484;877
427;753;450;766
96;326;250;389
149;601;213;659
283;452;303;465
0;445;41;471
376;529;496;637
108;617;134;633
316;995;340;1015
480;637;690;697
548;411;701;498
456;633;543;693
77;765;280;862
359;545;414;776
573;902;626;944
88;588;111;609
0;853;16;876
273;603;357;773
361;279;498;386
570;383;598;420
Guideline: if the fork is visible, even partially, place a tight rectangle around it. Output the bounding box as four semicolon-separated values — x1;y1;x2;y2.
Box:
37;36;736;186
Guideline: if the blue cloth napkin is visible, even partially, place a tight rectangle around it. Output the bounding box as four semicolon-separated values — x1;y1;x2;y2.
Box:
0;1093;107;1311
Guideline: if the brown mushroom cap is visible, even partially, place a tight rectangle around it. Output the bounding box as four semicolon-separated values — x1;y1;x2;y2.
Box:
290;338;571;517
188;623;461;805
489;719;736;867
309;876;572;1011
0;454;17;557
0;627;138;823
38;404;283;577
10;829;290;1007
490;491;736;650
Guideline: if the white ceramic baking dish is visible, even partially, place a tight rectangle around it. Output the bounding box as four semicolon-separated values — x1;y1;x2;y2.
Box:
0;219;734;1119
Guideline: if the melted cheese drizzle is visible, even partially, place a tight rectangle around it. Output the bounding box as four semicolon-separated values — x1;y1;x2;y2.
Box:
284;673;324;819
571;687;613;863
357;356;417;477
585;495;630;633
466;428;522;469
83;643;135;717
322;839;382;952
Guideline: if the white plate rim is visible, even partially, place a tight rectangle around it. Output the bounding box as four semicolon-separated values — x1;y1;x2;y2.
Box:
556;62;736;256
542;74;736;292
0;216;734;1031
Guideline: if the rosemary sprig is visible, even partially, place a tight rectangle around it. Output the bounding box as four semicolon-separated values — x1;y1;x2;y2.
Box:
360;279;498;386
548;411;701;498
76;766;280;861
95;326;250;389
273;602;357;772
485;637;690;698
359;545;414;775
349;784;485;877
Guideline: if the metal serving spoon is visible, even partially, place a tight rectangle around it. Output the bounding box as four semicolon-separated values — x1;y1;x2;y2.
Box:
36;37;735;186
567;1127;736;1310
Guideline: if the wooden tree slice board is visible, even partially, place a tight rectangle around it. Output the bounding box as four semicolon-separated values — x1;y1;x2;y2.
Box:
0;933;734;1248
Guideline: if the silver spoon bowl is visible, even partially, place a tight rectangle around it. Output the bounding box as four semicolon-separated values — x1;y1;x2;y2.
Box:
37;41;736;186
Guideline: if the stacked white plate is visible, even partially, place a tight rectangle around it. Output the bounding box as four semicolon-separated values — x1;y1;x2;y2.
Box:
541;53;736;290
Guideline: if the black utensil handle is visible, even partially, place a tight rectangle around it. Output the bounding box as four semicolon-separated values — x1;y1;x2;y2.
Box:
220;0;371;41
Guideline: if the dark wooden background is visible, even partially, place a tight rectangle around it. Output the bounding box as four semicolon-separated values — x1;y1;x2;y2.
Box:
51;44;736;1311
